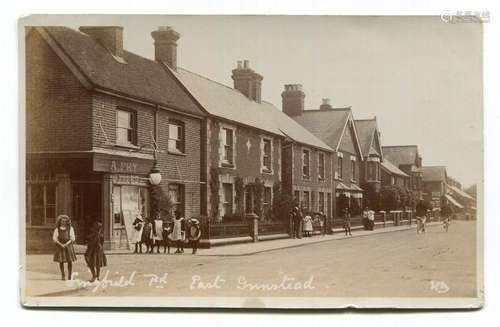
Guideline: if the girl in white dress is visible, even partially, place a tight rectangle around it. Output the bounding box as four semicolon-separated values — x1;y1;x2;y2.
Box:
169;211;185;254
131;214;144;253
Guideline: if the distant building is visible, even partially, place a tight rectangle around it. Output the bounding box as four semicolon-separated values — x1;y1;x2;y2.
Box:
354;118;384;193
381;160;410;188
381;145;423;199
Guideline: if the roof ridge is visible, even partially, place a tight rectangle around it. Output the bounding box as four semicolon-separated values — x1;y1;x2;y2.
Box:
355;118;376;122
382;145;418;148
303;107;351;112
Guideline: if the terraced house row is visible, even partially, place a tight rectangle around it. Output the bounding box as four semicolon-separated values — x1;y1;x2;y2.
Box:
25;25;471;251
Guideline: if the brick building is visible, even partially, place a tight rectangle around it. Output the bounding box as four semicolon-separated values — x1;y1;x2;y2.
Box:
380;160;410;188
381;145;424;199
286;98;364;222
25;26;206;251
168;50;334;222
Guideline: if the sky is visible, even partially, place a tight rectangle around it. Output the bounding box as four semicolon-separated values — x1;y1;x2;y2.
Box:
59;15;482;188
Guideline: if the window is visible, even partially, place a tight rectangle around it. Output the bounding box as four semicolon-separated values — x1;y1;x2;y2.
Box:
337;156;343;179
319;192;325;214
302;149;310;179
368;161;378;180
318;152;325;180
351;160;356;181
222;128;234;165
294;190;300;204
262;139;272;172
390;176;395;185
27;183;57;226
116;109;136;146
168;184;184;217
222;183;233;217
168;121;185;154
303;191;310;212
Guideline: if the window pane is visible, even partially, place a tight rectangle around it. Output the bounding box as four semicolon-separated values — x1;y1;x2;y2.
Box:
117;110;130;128
117;128;128;144
169;124;179;140
30;185;44;226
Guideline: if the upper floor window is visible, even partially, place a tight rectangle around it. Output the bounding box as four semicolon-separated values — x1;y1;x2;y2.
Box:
116;109;137;146
262;138;272;172
337;156;343;179
168;120;185;154
302;149;310;179
222;128;234;166
318;152;325;180
303;191;310;212
351;160;356;181
368;161;378;181
168;183;184;217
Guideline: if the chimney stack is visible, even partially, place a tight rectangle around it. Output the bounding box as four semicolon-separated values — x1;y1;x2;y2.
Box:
320;98;332;110
281;84;305;117
79;26;124;58
231;60;263;103
151;26;180;71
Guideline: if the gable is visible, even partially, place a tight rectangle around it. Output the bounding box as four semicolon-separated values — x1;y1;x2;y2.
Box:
371;129;382;157
339;121;358;155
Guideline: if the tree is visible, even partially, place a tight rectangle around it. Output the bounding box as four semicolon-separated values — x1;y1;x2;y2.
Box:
209;168;220;221
380;185;401;211
272;182;294;221
150;184;174;219
362;182;381;211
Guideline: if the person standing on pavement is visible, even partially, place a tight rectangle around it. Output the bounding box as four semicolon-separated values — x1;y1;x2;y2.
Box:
343;207;352;236
362;207;369;230
131;213;145;253
303;212;313;237
52;214;77;280
84;221;107;282
169;211;185;254
152;213;164;254
416;200;426;234
292;205;303;239
318;211;326;236
367;208;375;231
187;218;202;254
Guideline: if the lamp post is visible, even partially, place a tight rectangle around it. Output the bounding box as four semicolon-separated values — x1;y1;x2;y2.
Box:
130;143;162;186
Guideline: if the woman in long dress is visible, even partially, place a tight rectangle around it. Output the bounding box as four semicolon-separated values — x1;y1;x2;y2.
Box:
84;221;107;282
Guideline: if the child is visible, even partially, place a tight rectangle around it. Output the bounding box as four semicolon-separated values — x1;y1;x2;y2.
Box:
52;215;77;280
131;214;144;253
343;208;352;236
162;219;173;254
152;214;164;254
170;211;185;254
443;216;450;232
319;212;326;236
141;217;154;253
187;218;202;254
84;221;107;282
303;213;313;237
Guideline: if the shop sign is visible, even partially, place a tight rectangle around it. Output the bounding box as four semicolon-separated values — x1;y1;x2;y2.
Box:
93;154;152;174
112;174;148;186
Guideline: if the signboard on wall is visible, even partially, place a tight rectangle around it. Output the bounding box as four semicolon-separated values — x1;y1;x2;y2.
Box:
93;153;153;175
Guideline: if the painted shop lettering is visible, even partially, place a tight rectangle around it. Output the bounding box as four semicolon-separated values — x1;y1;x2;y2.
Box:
110;160;138;173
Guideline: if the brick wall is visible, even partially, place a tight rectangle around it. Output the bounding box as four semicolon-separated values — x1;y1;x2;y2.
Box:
92;93;203;219
26;29;93;152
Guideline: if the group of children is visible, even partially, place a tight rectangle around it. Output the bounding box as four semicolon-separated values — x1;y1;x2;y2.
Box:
290;206;326;238
130;211;202;255
52;211;202;282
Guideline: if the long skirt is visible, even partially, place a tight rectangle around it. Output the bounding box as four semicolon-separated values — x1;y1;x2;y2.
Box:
53;243;77;263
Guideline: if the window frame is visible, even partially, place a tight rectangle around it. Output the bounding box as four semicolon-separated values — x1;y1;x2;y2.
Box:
337;156;343;180
168;183;185;217
351;159;356;182
168;120;185;154
116;108;137;146
261;138;273;173
27;181;57;226
318;152;325;180
222;183;234;217
302;149;311;179
222;127;235;167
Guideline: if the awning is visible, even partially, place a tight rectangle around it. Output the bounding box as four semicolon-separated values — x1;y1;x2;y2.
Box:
447;184;475;201
350;184;364;192
336;182;350;190
445;194;464;209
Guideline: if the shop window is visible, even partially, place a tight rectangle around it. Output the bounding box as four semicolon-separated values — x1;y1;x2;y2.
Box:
318;152;325;180
262;138;272;172
222;128;234;166
27;182;57;226
302;149;310;179
168;120;185;154
222;183;233;217
116;109;137;146
168;184;184;217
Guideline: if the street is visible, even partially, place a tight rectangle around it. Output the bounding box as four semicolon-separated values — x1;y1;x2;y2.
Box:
25;221;477;298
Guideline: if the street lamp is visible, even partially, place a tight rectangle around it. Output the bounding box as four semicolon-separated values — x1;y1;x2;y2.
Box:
130;142;162;185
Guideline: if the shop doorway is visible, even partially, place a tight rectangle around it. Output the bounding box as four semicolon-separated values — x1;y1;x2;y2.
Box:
72;182;102;244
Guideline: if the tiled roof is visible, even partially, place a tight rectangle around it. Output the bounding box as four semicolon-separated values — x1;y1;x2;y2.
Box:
355;119;378;157
381;145;419;167
292;108;351;150
41;27;204;117
421;166;447;182
170;67;333;151
381;160;409;177
447;184;475;200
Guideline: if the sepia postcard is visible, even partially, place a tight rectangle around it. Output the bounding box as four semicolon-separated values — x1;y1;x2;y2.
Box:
19;14;484;309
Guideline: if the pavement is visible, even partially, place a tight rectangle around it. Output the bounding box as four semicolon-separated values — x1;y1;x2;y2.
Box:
22;221;447;298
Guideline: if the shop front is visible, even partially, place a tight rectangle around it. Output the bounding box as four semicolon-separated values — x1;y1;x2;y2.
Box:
26;152;154;252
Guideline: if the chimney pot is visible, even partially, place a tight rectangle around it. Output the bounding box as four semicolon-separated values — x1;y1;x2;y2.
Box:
237;60;243;69
151;26;180;71
281;84;305;117
320;97;333;110
232;60;262;103
243;60;249;69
